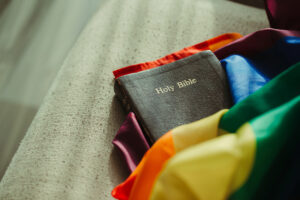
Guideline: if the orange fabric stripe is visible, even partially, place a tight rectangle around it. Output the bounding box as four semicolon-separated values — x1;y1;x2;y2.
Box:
113;33;242;78
112;132;175;200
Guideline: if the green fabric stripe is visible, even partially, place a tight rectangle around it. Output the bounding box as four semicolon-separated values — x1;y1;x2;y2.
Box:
230;96;300;200
220;62;300;133
220;62;300;199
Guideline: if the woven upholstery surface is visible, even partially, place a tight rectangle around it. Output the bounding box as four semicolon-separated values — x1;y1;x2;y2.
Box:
0;0;268;199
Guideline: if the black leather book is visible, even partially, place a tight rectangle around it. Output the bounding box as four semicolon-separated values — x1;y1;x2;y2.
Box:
114;50;232;143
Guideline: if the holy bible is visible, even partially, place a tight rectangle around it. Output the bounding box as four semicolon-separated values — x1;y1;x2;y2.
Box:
114;50;232;143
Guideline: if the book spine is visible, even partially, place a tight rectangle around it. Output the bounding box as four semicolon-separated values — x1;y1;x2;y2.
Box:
114;79;131;112
114;79;154;144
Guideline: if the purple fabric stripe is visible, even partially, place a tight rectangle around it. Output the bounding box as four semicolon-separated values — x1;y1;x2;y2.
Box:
265;0;300;30
112;112;150;172
215;28;300;60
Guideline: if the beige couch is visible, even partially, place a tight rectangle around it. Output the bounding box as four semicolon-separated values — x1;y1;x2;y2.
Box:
0;0;268;199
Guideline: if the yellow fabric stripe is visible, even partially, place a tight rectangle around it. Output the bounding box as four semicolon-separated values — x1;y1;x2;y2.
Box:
172;110;228;152
150;123;256;200
231;123;256;192
218;128;229;136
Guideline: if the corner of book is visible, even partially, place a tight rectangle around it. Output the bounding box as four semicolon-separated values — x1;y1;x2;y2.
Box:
113;79;122;100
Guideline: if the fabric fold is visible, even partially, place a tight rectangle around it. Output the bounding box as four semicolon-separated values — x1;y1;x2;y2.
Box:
113;112;150;172
265;0;300;30
220;36;300;103
215;28;300;60
112;62;300;200
112;110;227;200
150;62;300;200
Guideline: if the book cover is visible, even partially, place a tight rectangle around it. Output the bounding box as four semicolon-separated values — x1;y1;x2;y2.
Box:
114;50;232;142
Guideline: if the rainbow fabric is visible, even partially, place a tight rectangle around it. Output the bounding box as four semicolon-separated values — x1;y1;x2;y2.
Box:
221;36;300;103
112;61;300;200
112;30;300;174
111;2;300;199
151;62;300;200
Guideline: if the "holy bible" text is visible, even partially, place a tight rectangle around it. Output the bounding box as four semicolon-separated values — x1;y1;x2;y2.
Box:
155;78;197;94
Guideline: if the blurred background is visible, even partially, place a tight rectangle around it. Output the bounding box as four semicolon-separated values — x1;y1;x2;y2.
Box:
0;0;103;180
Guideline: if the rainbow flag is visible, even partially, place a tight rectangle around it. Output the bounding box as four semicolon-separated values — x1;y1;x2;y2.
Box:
221;36;300;103
112;1;300;199
151;62;300;200
112;62;300;199
112;31;300;175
